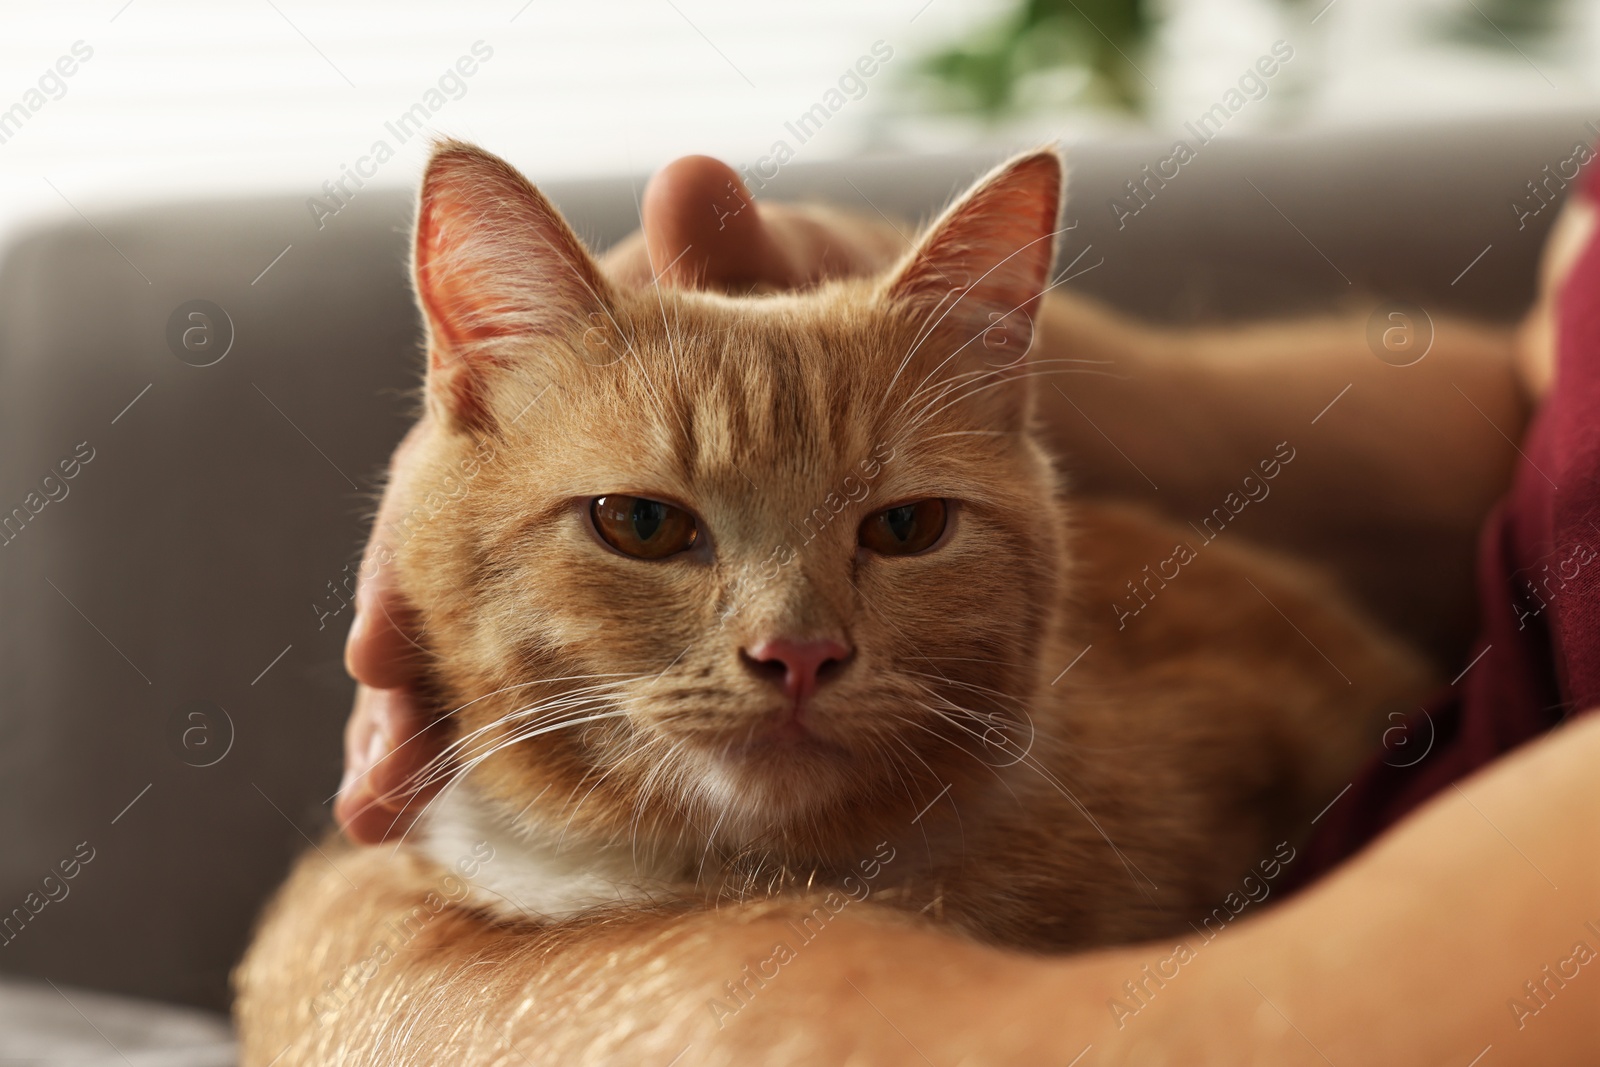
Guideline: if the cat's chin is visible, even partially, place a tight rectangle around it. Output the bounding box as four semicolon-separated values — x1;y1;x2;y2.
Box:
676;724;882;828
726;720;853;762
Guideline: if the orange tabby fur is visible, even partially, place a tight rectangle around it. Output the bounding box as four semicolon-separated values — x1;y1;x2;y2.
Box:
235;143;1431;1063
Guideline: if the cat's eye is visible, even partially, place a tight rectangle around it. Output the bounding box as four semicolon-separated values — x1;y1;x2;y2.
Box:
859;499;948;556
590;495;699;559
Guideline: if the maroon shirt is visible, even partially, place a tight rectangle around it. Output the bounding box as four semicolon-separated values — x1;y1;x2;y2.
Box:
1289;177;1600;888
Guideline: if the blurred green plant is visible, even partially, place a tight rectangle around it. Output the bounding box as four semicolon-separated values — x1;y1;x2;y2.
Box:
1436;0;1563;53
917;0;1567;120
918;0;1154;116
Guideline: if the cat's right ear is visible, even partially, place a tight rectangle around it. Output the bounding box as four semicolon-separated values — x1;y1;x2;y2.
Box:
876;148;1062;429
412;140;615;430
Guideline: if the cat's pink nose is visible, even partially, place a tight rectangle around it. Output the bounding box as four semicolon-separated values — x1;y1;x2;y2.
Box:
741;637;852;706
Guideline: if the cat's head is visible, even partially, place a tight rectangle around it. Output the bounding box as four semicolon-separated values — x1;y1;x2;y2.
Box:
395;142;1069;864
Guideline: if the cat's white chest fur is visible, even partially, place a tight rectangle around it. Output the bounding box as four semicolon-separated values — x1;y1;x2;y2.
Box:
418;784;680;920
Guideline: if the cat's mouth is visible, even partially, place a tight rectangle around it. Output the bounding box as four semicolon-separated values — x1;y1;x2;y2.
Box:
683;701;859;768
733;718;851;759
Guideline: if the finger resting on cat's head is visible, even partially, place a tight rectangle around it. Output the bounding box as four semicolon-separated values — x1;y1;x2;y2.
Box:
639;154;795;291
337;687;439;844
345;580;425;690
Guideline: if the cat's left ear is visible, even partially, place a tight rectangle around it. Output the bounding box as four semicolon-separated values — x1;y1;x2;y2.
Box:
879;148;1062;418
413;140;615;429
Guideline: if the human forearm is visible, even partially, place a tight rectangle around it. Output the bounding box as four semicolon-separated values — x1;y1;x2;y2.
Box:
1038;296;1523;518
243;716;1600;1066
235;843;1082;1066
1111;712;1600;1066
1033;294;1525;659
543;706;1600;1066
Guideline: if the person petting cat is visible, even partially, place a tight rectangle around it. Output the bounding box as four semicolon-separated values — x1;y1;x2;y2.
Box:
238;149;1600;1065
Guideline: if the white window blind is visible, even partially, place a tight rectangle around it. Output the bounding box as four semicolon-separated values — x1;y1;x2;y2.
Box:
0;0;1002;243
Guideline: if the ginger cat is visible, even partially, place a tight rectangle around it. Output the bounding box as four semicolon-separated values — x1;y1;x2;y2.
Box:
236;143;1430;1061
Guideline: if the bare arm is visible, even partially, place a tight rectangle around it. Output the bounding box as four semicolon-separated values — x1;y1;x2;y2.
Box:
1031;294;1522;661
241;712;1600;1066
1027;199;1591;660
305;160;1597;1065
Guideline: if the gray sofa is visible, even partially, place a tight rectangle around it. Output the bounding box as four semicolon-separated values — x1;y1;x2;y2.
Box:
0;112;1587;1052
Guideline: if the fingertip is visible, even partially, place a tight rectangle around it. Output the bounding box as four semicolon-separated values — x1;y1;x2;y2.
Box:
641;155;795;291
336;787;416;845
643;155;749;230
357;685;440;809
342;603;371;676
333;778;374;843
337;685;421;844
345;585;422;690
